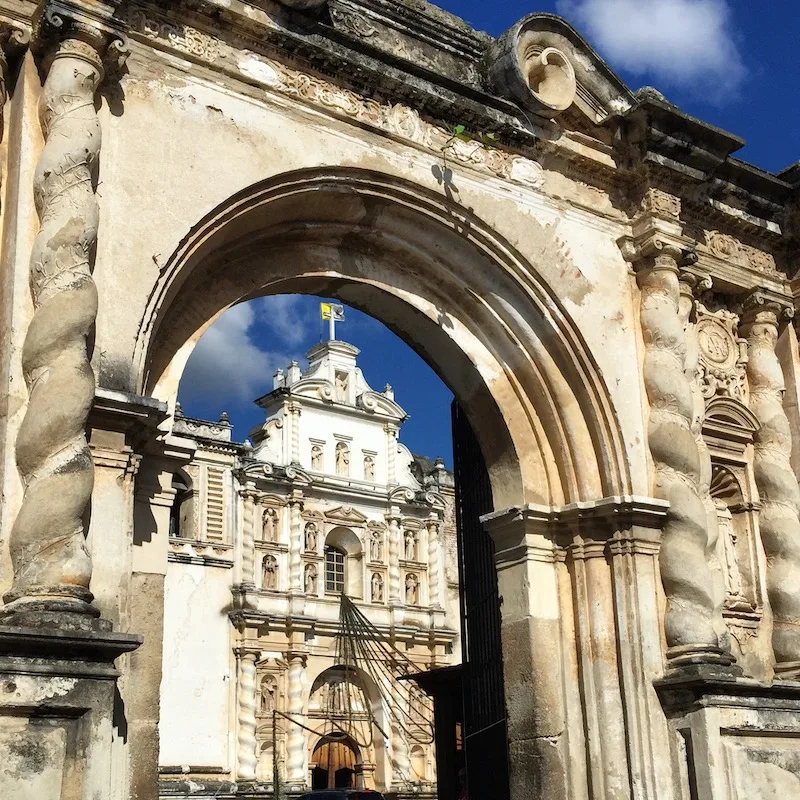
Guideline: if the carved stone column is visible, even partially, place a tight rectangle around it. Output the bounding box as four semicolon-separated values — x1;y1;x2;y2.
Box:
679;270;729;648
286;651;307;785
1;14;127;628
391;713;411;786
740;292;800;677
625;237;733;668
385;424;398;485
288;492;303;593
235;648;259;781
239;483;257;588
426;515;442;609
386;511;402;603
288;401;301;465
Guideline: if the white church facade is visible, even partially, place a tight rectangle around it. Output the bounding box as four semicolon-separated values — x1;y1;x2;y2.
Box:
158;336;461;797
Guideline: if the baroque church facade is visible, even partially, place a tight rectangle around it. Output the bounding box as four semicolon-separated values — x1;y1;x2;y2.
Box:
161;338;460;795
1;2;800;800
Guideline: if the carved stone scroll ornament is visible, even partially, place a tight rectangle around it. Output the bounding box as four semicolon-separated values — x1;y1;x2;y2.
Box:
1;16;127;627
740;293;800;677
625;238;734;668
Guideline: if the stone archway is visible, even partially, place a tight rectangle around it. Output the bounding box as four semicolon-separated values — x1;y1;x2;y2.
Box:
130;167;638;799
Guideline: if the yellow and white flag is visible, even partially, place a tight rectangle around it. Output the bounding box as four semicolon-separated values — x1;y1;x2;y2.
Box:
320;302;345;321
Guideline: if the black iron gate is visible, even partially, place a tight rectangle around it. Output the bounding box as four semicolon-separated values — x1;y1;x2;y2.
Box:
451;400;511;800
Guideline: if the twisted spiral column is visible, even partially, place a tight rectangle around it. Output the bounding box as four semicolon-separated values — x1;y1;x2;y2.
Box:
741;294;800;677
2;30;122;625
288;495;303;592
387;513;401;603
239;485;257;587
391;714;410;786
426;516;442;608
236;649;258;780
286;652;307;784
636;248;732;667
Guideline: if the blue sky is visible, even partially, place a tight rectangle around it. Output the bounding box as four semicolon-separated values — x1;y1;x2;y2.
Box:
177;0;797;465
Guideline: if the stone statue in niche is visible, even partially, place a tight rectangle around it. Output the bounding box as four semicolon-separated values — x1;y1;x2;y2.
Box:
260;675;276;713
364;454;376;481
305;563;318;595
371;572;384;602
304;522;317;552
405;572;419;605
370;530;383;562
335;371;349;403
262;508;278;542
405;531;417;561
335;442;350;476
714;500;749;609
311;444;323;471
262;555;278;590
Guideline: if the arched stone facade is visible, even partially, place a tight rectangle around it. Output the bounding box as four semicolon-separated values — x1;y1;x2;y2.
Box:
0;4;798;800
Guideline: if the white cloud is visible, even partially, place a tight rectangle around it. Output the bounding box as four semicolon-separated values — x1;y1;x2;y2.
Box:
260;294;313;348
180;301;290;407
556;0;745;96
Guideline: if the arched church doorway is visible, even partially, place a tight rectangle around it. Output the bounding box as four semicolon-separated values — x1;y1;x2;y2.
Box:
137;168;630;800
312;734;361;790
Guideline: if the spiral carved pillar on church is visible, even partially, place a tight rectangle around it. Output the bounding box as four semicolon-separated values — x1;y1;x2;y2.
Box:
1;20;127;626
678;271;728;646
385;424;398;485
633;245;732;667
387;512;402;603
288;401;301;464
740;293;800;677
286;652;307;784
426;516;442;608
288;493;304;592
239;484;257;587
391;712;411;786
236;649;259;781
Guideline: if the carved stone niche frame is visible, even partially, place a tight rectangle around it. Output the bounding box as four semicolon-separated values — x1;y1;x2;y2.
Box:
703;398;764;630
695;300;749;403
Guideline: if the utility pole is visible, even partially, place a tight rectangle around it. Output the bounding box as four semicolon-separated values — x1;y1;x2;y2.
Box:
273;708;280;800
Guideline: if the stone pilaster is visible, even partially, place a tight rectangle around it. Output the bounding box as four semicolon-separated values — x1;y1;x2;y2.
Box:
235;648;258;781
288;400;301;465
426;515;442;609
740;291;800;677
385;423;398;485
239;483;257;588
386;511;402;603
285;651;307;785
288;492;303;593
622;234;733;668
1;9;127;628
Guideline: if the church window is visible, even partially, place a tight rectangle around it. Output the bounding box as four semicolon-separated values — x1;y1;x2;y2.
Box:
325;546;345;594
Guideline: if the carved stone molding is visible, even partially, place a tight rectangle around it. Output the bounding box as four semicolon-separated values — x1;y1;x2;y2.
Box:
694;302;748;403
704;230;778;275
0;6;127;628
740;291;800;678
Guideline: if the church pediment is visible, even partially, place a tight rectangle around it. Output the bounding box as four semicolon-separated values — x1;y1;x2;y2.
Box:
357;391;407;419
325;505;368;524
487;13;634;132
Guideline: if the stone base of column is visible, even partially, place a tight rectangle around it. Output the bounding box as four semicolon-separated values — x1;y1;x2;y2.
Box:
656;673;800;797
0;625;141;800
665;643;742;674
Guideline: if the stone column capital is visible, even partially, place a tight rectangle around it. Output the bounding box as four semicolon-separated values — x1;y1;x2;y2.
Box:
740;289;794;329
33;1;129;76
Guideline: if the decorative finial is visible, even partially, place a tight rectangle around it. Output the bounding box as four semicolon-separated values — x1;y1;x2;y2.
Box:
219;411;230;425
175;401;184;418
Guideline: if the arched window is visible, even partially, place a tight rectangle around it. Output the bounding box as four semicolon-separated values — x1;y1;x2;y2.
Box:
325;546;345;594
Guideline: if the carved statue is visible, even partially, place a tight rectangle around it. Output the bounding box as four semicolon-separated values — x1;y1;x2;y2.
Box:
405;573;419;605
305;563;318;595
304;522;317;552
335;371;349;402
262;555;278;590
405;531;417;561
714;501;747;607
311;444;323;471
262;508;278;542
371;572;384;603
364;454;376;481
370;531;383;562
260;675;276;714
335;442;350;476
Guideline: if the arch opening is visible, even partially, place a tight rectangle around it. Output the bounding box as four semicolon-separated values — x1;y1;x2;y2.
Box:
136;168;630;509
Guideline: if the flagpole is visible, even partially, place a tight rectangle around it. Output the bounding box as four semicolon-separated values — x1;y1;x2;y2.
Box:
329;311;335;342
